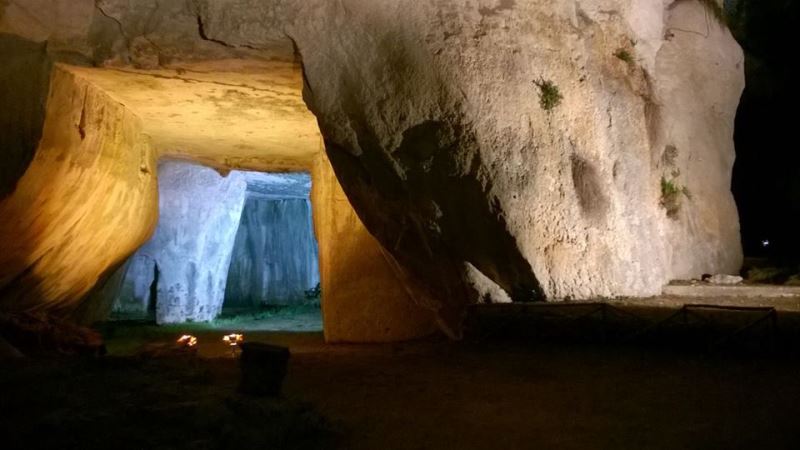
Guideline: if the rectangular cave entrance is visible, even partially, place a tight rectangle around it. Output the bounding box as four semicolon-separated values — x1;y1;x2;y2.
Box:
220;169;322;331
109;160;321;332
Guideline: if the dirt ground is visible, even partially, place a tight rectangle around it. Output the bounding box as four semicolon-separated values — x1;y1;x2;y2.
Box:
5;300;800;450
284;338;800;450
96;319;800;450
0;349;337;450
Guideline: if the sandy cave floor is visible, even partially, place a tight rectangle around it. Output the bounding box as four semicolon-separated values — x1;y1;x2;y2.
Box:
286;339;800;450
3;299;800;450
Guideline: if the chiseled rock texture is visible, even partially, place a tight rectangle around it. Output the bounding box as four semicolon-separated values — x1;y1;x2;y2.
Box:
113;172;321;316
110;254;157;319
287;0;745;332
0;0;743;337
225;173;320;307
125;161;246;323
0;66;159;314
311;153;437;342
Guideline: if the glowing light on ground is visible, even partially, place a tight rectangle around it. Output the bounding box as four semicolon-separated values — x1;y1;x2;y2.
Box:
176;334;197;347
222;333;244;346
223;333;244;356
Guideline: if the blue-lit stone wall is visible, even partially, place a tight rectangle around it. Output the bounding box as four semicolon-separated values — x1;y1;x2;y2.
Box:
224;174;319;307
111;168;318;322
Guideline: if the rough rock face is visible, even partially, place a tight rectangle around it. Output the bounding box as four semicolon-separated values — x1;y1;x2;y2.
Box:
111;254;156;318
0;66;159;314
0;0;744;338
114;171;320;316
286;0;745;332
131;161;246;323
225;174;320;307
0;34;50;196
311;153;437;341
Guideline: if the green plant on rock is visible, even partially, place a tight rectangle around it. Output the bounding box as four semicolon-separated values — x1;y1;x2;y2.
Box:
613;48;634;65
304;282;321;300
660;176;691;218
533;78;563;111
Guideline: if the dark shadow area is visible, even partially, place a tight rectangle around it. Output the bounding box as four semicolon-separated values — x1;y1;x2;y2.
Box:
465;302;800;357
728;0;800;265
0;355;337;450
0;33;51;198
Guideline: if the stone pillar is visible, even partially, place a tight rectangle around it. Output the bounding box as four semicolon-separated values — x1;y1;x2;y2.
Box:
114;161;247;323
311;153;436;342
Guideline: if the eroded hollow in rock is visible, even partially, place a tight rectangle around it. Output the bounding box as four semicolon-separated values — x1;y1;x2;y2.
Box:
108;162;322;331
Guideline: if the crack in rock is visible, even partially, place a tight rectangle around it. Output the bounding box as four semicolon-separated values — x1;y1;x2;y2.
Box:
195;13;234;48
94;1;130;46
194;11;265;51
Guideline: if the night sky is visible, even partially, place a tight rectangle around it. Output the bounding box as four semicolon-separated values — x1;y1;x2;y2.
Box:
729;0;800;262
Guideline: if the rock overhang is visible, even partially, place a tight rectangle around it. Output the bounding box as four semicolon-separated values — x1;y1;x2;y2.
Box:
242;172;311;199
58;60;322;173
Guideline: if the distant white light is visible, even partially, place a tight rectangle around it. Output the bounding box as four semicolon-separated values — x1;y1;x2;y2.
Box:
761;239;770;248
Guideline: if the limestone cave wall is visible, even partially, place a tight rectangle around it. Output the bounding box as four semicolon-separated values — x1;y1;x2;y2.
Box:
0;0;745;339
225;192;320;308
287;0;745;335
311;153;437;342
0;65;158;314
0;34;50;196
115;170;321;318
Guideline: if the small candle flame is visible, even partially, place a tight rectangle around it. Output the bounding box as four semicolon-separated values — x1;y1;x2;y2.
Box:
177;334;197;347
222;333;244;347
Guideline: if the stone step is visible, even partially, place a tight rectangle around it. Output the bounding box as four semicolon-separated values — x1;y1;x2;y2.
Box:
663;284;800;299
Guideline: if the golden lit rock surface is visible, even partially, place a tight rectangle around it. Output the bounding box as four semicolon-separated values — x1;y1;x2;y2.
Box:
0;62;434;342
0;66;159;313
66;60;322;172
312;153;436;342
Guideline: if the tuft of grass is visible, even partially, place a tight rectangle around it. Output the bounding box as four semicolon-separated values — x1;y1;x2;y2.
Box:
304;282;321;300
660;177;691;218
216;304;321;323
533;78;563;111
613;48;634;65
661;177;680;197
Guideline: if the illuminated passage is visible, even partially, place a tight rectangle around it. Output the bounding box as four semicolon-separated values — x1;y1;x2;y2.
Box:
110;161;319;323
0;63;435;342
